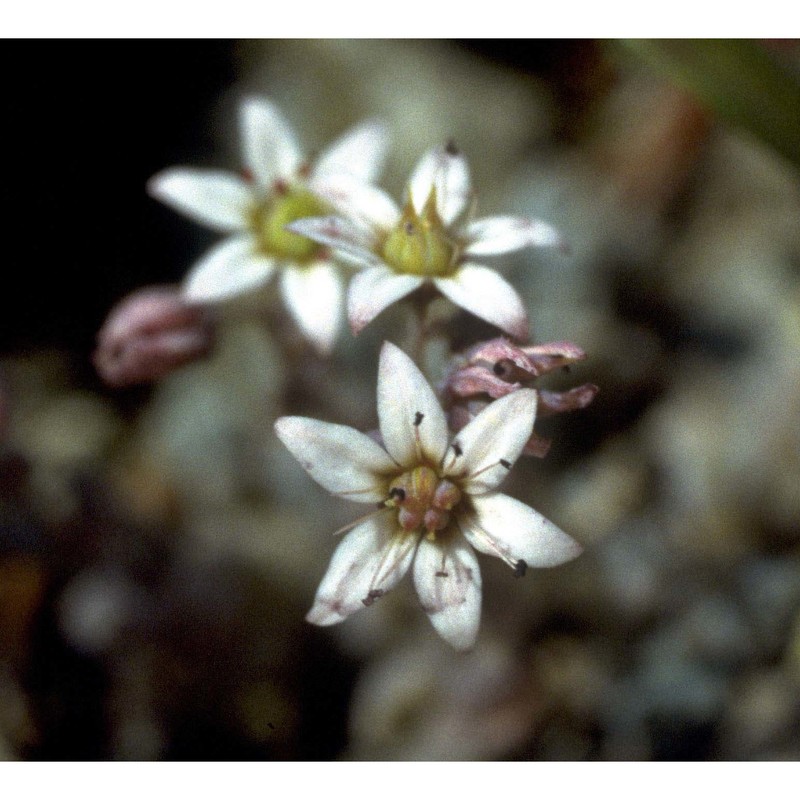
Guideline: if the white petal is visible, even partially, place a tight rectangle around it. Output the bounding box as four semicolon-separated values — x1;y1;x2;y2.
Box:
377;342;449;468
347;266;423;335
311;176;400;230
147;168;251;231
464;493;583;568
183;236;276;302
280;262;343;355
274;416;397;503
413;534;481;650
239;96;302;185
463;216;566;256
408;145;471;226
286;215;381;265
306;513;417;626
444;389;537;495
312;119;389;183
434;263;529;339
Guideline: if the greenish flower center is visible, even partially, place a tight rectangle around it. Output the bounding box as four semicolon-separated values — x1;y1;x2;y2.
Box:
381;188;459;277
249;185;328;263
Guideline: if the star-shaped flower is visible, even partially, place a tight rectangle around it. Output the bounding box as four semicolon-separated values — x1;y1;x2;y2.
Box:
148;97;389;353
274;341;581;650
287;142;565;339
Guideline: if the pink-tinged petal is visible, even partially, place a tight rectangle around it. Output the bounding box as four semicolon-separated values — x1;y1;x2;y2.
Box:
464;493;582;569
280;262;343;355
183;236;276;302
239;96;302;185
311;176;400;230
377;342;449;468
408;144;472;226
522;431;552;458
347;266;423;335
462;216;566;256
413;534;481;651
445;364;521;400
443;389;537;494
286;216;381;265
465;337;539;375
312;119;389;183
147;168;251;232
537;384;599;416
306;513;418;625
433;264;529;339
274;416;397;503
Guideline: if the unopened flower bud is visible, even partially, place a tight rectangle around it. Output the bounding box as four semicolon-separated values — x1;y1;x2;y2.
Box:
93;286;215;388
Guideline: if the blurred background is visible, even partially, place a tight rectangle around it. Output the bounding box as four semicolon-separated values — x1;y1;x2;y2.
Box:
2;39;800;760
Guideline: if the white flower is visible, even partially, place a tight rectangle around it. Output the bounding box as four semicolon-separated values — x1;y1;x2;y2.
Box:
274;341;581;650
147;97;389;354
287;142;565;339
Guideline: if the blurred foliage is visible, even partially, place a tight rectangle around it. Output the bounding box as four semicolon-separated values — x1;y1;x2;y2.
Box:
617;39;800;170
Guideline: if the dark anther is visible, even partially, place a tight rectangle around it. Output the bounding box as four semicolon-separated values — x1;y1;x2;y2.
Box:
500;459;511;469
389;487;406;502
452;442;463;457
514;559;527;578
445;139;459;155
493;359;514;380
435;570;449;578
362;589;385;607
414;412;424;426
404;222;415;234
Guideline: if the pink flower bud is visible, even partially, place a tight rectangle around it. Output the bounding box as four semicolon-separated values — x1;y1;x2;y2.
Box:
93;286;215;388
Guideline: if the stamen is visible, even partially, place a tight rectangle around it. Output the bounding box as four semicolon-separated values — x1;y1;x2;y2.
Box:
441;440;463;473
514;559;528;578
467;457;514;489
413;412;424;462
332;507;391;537
335;486;388;499
457;511;518;571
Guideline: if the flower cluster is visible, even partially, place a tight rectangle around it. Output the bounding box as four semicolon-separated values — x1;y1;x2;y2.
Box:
96;95;594;650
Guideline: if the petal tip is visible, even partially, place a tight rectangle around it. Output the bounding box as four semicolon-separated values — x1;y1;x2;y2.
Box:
305;604;341;627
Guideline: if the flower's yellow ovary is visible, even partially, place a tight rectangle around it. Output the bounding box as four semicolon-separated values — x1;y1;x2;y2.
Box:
381;189;459;278
249;186;329;262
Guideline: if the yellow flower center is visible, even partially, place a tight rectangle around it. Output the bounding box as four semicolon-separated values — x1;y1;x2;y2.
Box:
249;184;328;263
381;188;459;277
386;464;462;539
